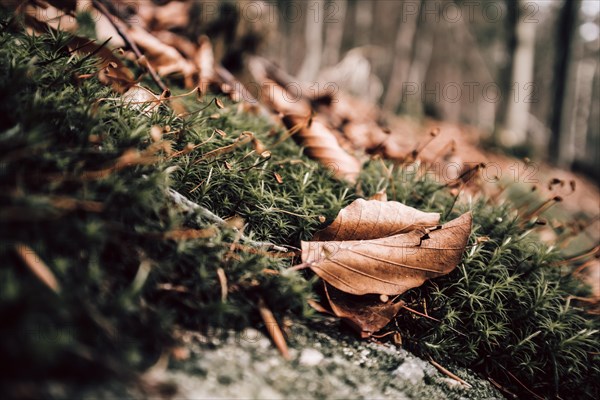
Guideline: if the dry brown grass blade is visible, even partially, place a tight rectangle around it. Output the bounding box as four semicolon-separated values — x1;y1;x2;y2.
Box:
216;268;228;302
312;198;440;241
195;131;254;163
302;212;472;296
14;243;61;293
163;227;218;241
257;298;290;360
79;148;160;180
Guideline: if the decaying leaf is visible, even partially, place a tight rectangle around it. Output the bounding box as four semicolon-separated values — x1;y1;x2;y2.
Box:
323;283;405;338
127;26;196;87
122;85;161;114
302;205;472;296
249;62;361;182
289;118;362;183
312;198;440;241
195;36;217;94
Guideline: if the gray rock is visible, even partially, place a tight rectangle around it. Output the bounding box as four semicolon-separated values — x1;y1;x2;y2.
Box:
393;358;426;385
53;320;505;400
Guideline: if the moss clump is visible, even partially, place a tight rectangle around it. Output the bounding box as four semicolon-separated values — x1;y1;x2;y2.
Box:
359;161;600;399
0;10;598;399
0;14;323;383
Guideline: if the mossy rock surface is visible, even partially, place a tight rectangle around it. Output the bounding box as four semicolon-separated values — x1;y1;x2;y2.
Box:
38;321;505;400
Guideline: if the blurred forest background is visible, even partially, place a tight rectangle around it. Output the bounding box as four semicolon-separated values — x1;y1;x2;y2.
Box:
175;0;599;179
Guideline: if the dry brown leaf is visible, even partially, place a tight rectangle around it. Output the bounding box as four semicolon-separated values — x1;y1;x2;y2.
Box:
153;30;198;59
127;26;196;87
288;118;362;183
302;210;472;296
122;84;161;114
249;68;361;182
45;0;77;13
251;61;351;170
312;198;440;241
136;0;191;32
257;78;311;117
195;36;216;94
323;283;405;338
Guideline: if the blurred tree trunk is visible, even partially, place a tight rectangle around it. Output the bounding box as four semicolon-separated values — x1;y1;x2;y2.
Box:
494;0;518;141
353;0;373;46
401;2;436;117
549;0;581;165
570;58;597;168
383;0;421;113
500;0;537;147
322;0;347;67
298;0;325;82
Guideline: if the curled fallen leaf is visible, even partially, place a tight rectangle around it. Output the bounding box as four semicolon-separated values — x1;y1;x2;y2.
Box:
122;84;161;115
127;25;196;87
312;198;440;241
288;118;362;183
249;59;361;182
302;200;471;296
322;283;405;338
195;36;217;94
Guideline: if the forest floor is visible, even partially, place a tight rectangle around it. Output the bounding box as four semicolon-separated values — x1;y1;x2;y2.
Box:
2;3;599;399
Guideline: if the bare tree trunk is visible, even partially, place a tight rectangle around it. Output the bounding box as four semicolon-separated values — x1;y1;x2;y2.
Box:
383;0;421;113
353;0;373;46
297;0;325;82
401;4;436;117
559;57;598;165
494;0;518;142
549;0;581;165
500;0;537;147
322;0;347;67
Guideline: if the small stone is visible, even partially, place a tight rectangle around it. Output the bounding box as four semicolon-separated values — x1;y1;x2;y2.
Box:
393;358;426;385
440;377;463;389
299;348;324;366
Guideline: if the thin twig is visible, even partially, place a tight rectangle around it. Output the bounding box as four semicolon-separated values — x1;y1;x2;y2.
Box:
216;268;228;302
502;368;545;400
488;377;518;399
166;188;288;252
91;0;168;93
258;297;290;360
14;243;61;293
428;357;472;388
401;304;467;337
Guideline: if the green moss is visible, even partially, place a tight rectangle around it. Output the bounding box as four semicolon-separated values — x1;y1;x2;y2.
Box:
358;161;599;399
0;14;317;381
